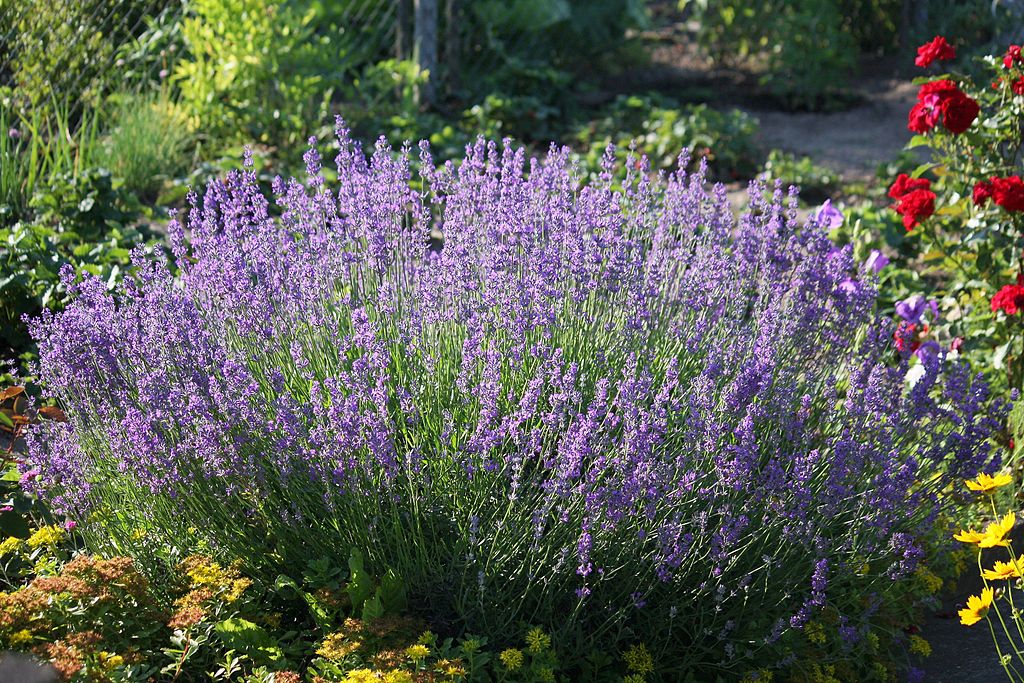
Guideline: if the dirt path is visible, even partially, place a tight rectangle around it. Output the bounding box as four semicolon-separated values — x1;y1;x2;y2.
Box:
743;78;920;183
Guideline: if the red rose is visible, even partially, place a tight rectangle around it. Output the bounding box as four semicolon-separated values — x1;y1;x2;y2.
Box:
939;90;980;134
973;180;994;206
893;188;936;230
1004;45;1022;69
917;80;958;100
1014;76;1024;95
911;81;977;135
993;176;1024;212
888;173;931;200
992;278;1024;315
915;36;956;67
907;102;936;133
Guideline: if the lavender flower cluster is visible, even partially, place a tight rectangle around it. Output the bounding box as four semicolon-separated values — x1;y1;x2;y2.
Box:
24;122;1001;674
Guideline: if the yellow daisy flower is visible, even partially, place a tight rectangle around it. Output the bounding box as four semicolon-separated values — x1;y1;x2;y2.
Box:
953;527;986;545
966;472;1014;494
979;512;1016;548
959;587;994;626
983;559;1022;581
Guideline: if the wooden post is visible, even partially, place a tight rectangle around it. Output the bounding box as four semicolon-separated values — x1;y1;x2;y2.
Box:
414;0;437;107
396;0;412;60
444;0;461;99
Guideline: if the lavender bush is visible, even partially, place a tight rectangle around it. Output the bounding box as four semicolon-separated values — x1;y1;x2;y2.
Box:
23;122;1001;675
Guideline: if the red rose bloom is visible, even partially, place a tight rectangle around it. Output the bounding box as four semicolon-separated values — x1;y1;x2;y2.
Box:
1004;45;1022;69
993;176;1024;212
907;102;936;133
991;275;1024;315
910;80;977;135
1014;76;1024;95
893;188;936;230
939;90;980;134
918;79;958;99
973;179;994;206
915;36;956;67
888;173;931;199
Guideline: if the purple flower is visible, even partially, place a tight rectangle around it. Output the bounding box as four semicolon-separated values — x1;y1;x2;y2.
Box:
21;125;1001;677
814;199;844;229
895;294;927;323
915;340;942;363
864;249;889;273
8;127;20;140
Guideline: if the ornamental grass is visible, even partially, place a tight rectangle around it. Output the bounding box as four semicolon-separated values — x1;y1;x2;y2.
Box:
23;121;1003;675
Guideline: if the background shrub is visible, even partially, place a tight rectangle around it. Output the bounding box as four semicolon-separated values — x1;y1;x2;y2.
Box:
96;91;196;202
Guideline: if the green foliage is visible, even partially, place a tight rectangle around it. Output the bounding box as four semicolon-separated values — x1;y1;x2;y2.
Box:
112;4;187;89
0;0;166;111
174;0;338;151
0;104;101;224
760;149;841;203
213;618;284;664
573;94;761;179
96;91;195;201
461;0;648;100
0;169;148;360
682;0;858;109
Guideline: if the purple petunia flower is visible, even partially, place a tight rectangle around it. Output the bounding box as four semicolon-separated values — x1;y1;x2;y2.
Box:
864;249;889;273
814;200;844;229
895;294;927;323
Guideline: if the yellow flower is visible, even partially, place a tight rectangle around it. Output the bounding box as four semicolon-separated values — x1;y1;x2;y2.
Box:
956;512;1016;548
224;577;252;602
623;643;655;674
959;587;994;626
435;658;466;677
0;536;23;556
983;559;1022;581
623;676;646;683
804;621;827;645
500;648;524;671
980;512;1016;548
914;566;943;594
317;632;361;661
909;635;931;657
26;525;63;549
966;472;1013;494
525;627;551;653
538;668;555;682
343;670;378;683
383;672;413;683
405;644;431;661
953;527;986;545
7;629;32;647
99;651;125;669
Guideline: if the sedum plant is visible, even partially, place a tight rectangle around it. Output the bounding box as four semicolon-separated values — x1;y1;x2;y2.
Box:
23;123;1001;677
